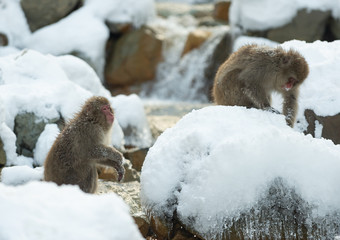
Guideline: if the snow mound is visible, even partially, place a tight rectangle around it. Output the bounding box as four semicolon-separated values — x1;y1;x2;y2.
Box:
0;181;143;240
140;106;340;239
1;166;43;185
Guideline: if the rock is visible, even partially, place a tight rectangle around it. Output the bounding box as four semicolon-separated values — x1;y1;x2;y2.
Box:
105;26;163;87
105;21;133;35
97;159;140;182
330;18;340;39
147;116;181;139
181;29;212;57
0;33;8;46
21;0;81;32
133;213;150;238
267;9;331;43
124;148;149;171
203;30;233;100
14;112;62;158
213;1;231;23
304;109;340;145
0;137;6;167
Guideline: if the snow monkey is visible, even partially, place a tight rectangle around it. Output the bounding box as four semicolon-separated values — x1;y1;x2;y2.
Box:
44;96;124;193
212;44;309;127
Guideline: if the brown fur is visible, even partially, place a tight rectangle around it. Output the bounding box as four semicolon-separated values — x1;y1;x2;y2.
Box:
44;96;124;193
212;44;309;127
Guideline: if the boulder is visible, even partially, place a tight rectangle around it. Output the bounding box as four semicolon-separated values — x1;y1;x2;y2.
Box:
14;112;62;158
267;9;331;43
105;26;163;87
304;109;340;145
203;30;233;100
21;0;81;32
181;29;212;57
0;137;6;167
0;33;8;46
123;148;149;172
330;18;340;39
213;1;231;23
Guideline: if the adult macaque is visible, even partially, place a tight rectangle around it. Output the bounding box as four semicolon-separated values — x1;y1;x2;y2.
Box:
212;44;309;127
44;96;124;193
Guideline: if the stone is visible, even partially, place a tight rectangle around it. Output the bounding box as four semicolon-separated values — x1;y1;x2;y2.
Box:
147;115;180;139
203;30;233;100
330;18;340;39
21;0;81;32
97;159;140;182
304;109;340;145
213;1;231;23
133;213;150;238
181;29;212;57
124;148;149;171
0;137;6;167
0;33;8;46
105;21;132;35
267;9;331;43
105;26;163;86
14;112;62;158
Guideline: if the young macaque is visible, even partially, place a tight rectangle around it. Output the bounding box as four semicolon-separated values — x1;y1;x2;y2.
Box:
44;96;124;193
212;44;309;127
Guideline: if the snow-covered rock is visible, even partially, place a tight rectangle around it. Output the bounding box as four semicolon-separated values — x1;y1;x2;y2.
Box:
141;106;340;239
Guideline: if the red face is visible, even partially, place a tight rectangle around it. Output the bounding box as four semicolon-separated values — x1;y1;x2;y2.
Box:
282;77;297;91
101;104;114;124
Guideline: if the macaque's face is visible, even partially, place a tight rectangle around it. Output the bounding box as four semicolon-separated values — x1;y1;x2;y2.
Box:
282;76;298;91
101;104;114;124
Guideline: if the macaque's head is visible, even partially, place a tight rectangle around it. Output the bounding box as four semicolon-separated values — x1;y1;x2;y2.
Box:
81;96;114;129
276;48;309;92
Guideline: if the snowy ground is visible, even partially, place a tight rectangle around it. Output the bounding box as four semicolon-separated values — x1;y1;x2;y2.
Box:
0;181;144;240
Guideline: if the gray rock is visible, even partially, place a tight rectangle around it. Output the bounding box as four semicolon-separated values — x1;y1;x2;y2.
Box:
0;33;8;46
21;0;81;32
330;18;340;39
203;30;232;100
14;112;62;158
267;9;331;43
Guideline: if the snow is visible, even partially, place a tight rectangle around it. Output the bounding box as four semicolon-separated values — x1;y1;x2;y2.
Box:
230;0;340;31
111;94;153;148
141;106;340;239
1;166;43;185
0;49;150;166
0;181;144;240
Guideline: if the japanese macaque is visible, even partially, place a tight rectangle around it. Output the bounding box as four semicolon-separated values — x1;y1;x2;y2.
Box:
212;44;309;127
44;96;124;193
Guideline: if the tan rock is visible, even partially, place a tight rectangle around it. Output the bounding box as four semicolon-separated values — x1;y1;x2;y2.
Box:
124;148;149;172
105;26;163;86
133;213;150;238
213;1;231;23
304;109;340;145
21;0;81;32
181;29;211;57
